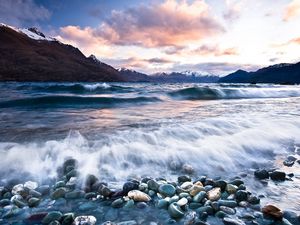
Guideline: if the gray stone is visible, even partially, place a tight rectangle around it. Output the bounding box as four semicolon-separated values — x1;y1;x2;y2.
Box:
220;206;236;215
168;203;185;219
74;215;96;225
51;187;67;200
147;179;159;191
112;198;124;208
218;200;237;208
193;191;206;203
223;217;246;225
159;184;176;197
42;211;63;224
65;190;84;199
28;197;40;207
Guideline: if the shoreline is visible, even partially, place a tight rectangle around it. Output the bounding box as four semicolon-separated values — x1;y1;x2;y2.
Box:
0;157;299;225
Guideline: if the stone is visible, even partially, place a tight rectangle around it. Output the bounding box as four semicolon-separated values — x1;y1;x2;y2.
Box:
65;190;84;199
247;196;260;205
220;206;236;215
177;197;188;206
189;202;202;209
196;206;214;215
99;186;113;198
283;156;297;167
74;215;97;225
283;210;300;225
42;211;63;224
136;202;148;209
49;221;60;225
215;211;227;219
0;199;10;207
159;184;176;197
13;199;27;208
207;187;221;201
138;183;148;191
79;202;96;211
230;179;244;186
215;180;227;191
180;182;193;191
168;203;185;219
128;190;151;202
12;184;26;196
262;204;283;220
38;185;51;195
66;177;77;189
147;179;159;191
85;192;97;199
269;171;286;181
218;200;237;208
29;189;42;198
124;199;135;208
24;181;38;190
54;181;66;189
223;217;246;225
66;169;77;180
111;198;124;208
117;220;137;225
157;199;169;209
178;175;191;183
254;169;269;179
226;184;238;194
169;195;179;204
189;182;204;196
235;190;248;202
28;197;40;207
123;181;139;194
61;212;75;225
182;164;194;174
193;191;206;203
51;187;67;200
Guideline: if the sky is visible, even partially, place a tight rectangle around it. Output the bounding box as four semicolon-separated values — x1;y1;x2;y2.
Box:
1;0;300;75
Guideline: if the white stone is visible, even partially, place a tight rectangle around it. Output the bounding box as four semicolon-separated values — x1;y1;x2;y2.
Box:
177;197;188;206
12;184;24;195
24;181;38;190
128;190;151;202
74;216;97;225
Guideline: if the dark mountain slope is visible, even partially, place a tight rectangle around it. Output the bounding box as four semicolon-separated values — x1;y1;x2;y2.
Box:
0;25;123;82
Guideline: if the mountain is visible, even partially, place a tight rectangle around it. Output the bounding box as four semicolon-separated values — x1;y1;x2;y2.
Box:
151;71;220;83
0;23;123;82
219;62;300;84
118;68;151;82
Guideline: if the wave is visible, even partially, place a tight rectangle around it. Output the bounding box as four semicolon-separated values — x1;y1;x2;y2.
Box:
16;83;133;93
168;86;300;100
0;95;160;108
0;114;299;184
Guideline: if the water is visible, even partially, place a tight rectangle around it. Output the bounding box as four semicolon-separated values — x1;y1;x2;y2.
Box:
1;82;300;212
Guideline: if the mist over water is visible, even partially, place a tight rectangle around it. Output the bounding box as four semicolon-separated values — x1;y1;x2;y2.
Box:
0;82;300;211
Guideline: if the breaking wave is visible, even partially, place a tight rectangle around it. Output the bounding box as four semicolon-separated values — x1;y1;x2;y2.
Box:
0;95;161;108
169;86;300;100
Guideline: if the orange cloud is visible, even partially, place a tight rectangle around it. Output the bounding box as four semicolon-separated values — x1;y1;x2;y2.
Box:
283;0;300;21
59;0;224;49
56;26;114;57
193;44;238;56
273;36;300;47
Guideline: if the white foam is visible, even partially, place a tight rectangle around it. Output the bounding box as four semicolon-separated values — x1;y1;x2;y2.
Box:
0;113;299;183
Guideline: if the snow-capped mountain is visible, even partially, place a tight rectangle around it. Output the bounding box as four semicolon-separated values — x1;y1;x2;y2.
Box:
0;23;56;41
0;23;123;82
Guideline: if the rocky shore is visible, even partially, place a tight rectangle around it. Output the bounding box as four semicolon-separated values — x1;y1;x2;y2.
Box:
0;157;299;225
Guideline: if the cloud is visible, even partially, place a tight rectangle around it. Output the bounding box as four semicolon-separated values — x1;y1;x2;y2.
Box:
171;62;261;75
0;0;51;27
223;0;243;22
273;36;300;47
56;26;114;57
193;44;238;56
283;0;300;21
59;0;224;48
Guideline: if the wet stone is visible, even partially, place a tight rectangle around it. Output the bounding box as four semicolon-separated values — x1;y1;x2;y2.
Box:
235;190;248;202
42;211;63;224
28;197;40;207
178;175;191;183
193;191;206;203
220;206;236;215
168;203;185;219
270;171;286;181
128;190;151;202
159;184;176;197
147;179;160;191
74;215;97;225
65;190;84;199
111;198;124;208
254;169;269;180
223;217;246;225
262;204;283;220
51;187;67;200
123;181;139;194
